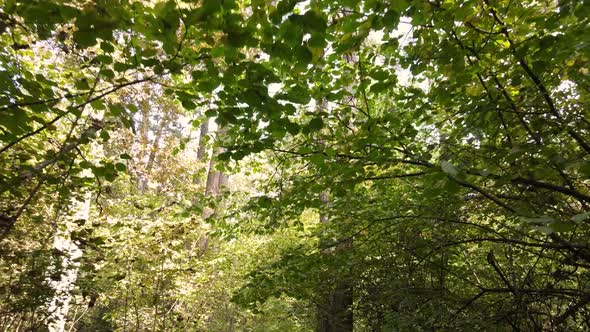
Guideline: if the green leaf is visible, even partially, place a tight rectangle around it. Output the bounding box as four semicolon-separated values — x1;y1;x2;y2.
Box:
289;11;327;32
113;62;128;72
294;46;312;65
96;55;113;65
309;153;324;166
579;161;590;177
219;111;238;124
100;42;115;53
75;78;89;90
100;130;110;141
382;10;401;29
308;33;327;48
369;69;390;81
211;47;225;58
308;117;323;131
100;69;115;80
286;85;311;104
73;30;98;47
115;162;127;172
285;121;300;135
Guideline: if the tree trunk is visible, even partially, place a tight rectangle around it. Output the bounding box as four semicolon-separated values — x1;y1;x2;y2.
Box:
196;119;209;162
316;194;353;332
48;110;105;331
316;50;354;328
47;192;89;332
317;281;354;332
203;125;228;197
204;157;221;197
198;126;228;255
218;173;229;190
137;103;150;193
145;109;170;177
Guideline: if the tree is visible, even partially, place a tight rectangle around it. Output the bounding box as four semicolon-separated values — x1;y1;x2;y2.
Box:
1;0;589;330
227;0;590;329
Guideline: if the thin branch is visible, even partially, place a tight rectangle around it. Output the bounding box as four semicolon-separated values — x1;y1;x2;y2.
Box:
484;0;590;154
449;176;515;213
360;171;427;181
0;77;152;155
553;294;590;327
357;55;372;120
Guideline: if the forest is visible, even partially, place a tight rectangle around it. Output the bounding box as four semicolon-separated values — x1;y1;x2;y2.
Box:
0;0;589;331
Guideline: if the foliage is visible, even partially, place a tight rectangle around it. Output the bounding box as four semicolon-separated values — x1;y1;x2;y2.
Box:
0;0;589;331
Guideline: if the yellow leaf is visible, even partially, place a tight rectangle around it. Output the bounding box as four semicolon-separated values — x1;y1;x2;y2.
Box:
498;40;510;49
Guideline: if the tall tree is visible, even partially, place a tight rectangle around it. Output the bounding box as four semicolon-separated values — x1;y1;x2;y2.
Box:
1;0;589;330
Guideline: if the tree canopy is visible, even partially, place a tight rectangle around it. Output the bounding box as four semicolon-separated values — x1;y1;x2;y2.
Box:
0;0;589;330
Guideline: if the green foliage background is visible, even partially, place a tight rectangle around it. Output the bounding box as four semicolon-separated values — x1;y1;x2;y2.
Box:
0;0;589;330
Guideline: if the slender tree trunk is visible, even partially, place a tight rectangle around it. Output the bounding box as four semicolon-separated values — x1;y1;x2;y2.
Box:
196;119;209;162
204;158;221;197
218;173;229;190
198;125;228;255
48;102;105;331
138;107;170;192
145;109;169;176
204;125;229;197
47;192;89;332
134;302;140;332
317;193;353;332
137;103;150;193
153;255;164;332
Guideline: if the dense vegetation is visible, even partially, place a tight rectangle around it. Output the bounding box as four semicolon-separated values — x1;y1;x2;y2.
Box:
0;0;589;330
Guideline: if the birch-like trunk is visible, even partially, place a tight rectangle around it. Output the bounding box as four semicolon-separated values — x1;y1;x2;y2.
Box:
47;191;89;332
137;101;150;193
144;109;169;177
47;111;104;331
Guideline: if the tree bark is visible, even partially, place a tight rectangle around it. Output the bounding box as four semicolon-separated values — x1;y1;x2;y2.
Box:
47;184;89;332
137;102;150;193
144;108;170;177
198;126;228;256
204;158;221;197
218;173;229;190
196;119;209;162
316;194;353;332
